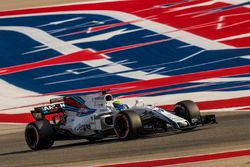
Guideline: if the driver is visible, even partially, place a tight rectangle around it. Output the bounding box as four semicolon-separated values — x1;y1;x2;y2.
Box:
113;100;129;111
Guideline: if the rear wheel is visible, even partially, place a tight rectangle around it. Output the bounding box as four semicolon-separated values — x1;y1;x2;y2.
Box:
114;110;142;140
174;100;200;126
25;120;54;150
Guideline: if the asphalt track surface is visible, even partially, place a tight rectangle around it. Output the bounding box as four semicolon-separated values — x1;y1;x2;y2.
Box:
1;111;250;167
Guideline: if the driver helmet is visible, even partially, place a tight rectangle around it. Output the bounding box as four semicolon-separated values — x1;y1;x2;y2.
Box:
113;100;127;111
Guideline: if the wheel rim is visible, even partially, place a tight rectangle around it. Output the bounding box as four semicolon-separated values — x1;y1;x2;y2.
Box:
175;105;189;118
114;115;129;138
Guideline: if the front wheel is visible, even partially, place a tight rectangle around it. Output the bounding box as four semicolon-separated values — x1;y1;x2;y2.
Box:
114;110;142;140
174;100;201;126
25;120;54;150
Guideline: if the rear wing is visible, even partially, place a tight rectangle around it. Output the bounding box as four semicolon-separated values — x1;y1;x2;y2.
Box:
31;100;65;120
30;96;87;120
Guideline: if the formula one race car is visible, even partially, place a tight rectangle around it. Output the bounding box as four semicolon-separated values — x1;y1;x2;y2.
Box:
25;90;216;150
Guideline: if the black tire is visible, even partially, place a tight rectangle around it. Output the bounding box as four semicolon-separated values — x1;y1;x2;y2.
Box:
174;100;200;125
114;110;142;140
25;120;54;150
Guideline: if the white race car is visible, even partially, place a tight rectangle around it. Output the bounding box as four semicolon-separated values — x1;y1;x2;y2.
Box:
25;90;216;150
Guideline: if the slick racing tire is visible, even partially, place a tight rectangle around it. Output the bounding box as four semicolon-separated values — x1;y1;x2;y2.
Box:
25;120;54;150
114;110;142;140
174;100;201;125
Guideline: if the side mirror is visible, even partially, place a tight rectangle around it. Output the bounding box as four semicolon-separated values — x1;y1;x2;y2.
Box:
135;99;144;106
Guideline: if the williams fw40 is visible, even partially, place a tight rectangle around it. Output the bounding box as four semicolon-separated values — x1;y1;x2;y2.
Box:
25;90;217;150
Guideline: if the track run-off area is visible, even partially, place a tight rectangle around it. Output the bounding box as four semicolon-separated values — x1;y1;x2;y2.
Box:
0;0;249;123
